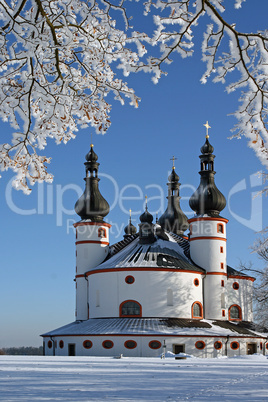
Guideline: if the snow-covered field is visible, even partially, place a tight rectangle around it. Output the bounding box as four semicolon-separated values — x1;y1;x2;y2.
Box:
0;355;268;401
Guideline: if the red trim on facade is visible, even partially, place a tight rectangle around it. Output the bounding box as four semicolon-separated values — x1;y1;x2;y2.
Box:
189;236;227;242
83;267;205;278
74;222;112;228
195;340;206;350
229;304;242;321
76;240;109;246
124;340;137;349
125;275;135;284
191;302;203;319
188;217;229;224
214;341;222;350
206;272;227;277
217;223;224;234
102;340;114;349
43;334;267;339
230;341;240;350
119;300;142;317
193;278;199;287
83;340;93;349
229;275;255;282
149;340;162;349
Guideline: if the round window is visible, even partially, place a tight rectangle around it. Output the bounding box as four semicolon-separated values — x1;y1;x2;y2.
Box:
233;282;239;290
194;278;199;287
102;340;114;349
125;275;135;284
214;341;222;350
230;341;239;350
59;340;64;349
195;341;205;350
124;340;137;349
83;340;93;349
47;341;52;349
149;340;161;350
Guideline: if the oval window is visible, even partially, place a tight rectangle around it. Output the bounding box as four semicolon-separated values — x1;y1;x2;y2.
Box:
149;340;161;350
59;340;64;349
102;340;114;349
125;276;135;284
233;282;239;290
194;278;199;287
214;341;222;350
124;340;137;349
195;341;205;350
47;341;52;349
230;341;239;350
83;340;93;349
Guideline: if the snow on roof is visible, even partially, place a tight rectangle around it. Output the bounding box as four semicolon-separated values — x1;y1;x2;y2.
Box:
89;233;203;273
42;318;267;338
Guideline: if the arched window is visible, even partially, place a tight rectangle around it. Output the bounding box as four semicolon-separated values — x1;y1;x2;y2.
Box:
229;305;242;321
192;302;203;319
120;300;142;317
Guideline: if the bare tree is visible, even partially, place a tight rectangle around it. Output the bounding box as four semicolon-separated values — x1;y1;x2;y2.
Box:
1;0;268;192
239;237;268;326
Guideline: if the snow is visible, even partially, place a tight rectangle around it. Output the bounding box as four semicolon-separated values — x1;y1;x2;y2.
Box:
0;355;268;401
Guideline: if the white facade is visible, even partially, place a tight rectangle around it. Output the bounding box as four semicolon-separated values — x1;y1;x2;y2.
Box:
42;139;267;358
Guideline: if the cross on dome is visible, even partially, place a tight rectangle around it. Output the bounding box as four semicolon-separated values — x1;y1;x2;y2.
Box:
170;156;177;170
204;121;211;139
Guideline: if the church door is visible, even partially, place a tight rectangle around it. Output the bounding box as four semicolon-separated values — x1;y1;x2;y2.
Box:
173;344;185;359
68;343;76;356
247;343;257;355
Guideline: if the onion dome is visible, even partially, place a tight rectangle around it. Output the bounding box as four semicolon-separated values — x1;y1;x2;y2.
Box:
74;144;110;222
189;128;226;217
124;209;137;237
139;197;155;244
159;160;189;236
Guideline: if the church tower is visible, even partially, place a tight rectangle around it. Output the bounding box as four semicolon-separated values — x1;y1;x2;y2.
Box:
189;123;228;320
74;144;111;320
159;158;189;236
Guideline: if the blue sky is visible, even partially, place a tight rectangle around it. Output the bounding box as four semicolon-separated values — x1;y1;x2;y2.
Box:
1;1;267;347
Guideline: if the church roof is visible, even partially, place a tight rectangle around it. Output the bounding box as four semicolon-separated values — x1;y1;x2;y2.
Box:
42;318;268;338
89;229;203;273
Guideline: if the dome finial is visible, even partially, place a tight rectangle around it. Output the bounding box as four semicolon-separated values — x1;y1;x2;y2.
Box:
145;195;148;211
170;155;177;170
204;121;211;139
124;208;137;237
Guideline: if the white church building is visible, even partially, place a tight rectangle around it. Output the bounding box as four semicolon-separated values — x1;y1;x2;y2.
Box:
42;128;268;357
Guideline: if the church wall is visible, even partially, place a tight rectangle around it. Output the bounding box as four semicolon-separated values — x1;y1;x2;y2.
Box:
226;278;253;322
43;335;266;358
88;270;204;319
203;274;227;320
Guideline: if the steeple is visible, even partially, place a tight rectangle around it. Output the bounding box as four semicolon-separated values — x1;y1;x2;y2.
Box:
74;144;110;221
189;123;226;217
158;157;189;235
124;209;137;238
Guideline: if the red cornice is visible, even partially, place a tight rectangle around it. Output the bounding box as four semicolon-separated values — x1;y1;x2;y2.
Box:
74;222;112;228
76;240;109;246
189;236;226;242
75;267;205;278
188;217;229;224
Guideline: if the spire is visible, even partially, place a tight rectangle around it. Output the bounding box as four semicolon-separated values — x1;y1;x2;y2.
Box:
158;157;189;235
189;123;226;217
74;144;110;221
124;209;137;237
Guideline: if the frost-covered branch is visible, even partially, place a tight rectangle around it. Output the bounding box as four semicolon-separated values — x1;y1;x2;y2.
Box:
0;0;146;192
1;0;268;192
